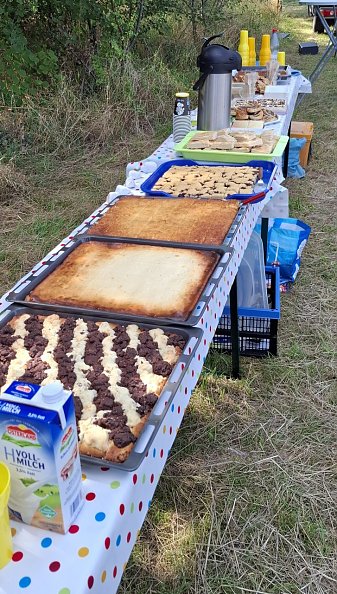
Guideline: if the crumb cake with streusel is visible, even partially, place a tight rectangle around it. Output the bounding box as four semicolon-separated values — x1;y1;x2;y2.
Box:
0;313;186;463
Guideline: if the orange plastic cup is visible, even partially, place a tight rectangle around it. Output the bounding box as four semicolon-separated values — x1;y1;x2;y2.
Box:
0;462;12;568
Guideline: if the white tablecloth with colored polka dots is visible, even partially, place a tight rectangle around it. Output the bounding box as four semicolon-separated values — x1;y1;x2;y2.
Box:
0;72;310;593
0;193;270;594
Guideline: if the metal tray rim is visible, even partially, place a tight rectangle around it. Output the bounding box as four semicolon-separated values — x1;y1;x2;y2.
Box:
0;304;202;472
70;195;247;254
7;236;233;328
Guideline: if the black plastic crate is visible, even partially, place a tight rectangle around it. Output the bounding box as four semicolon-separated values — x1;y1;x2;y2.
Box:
211;266;280;357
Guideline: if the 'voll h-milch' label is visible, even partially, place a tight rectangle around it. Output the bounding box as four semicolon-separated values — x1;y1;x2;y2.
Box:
0;392;83;533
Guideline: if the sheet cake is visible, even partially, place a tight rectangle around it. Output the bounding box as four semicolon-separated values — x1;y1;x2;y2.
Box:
27;242;219;320
88;196;239;245
0;313;186;462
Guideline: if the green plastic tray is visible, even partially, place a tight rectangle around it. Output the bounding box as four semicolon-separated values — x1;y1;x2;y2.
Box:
174;131;289;163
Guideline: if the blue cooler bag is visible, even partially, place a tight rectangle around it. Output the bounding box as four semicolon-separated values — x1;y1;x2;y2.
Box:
267;218;311;283
288;137;306;178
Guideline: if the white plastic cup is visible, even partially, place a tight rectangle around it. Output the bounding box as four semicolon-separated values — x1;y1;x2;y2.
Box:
173;114;191;143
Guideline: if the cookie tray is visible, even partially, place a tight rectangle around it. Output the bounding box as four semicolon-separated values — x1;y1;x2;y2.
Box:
7;235;233;328
73;194;247;252
174;133;289;164
0;304;202;471
140;158;277;201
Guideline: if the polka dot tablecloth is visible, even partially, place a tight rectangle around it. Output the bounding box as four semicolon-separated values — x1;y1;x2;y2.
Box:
0;73;310;593
0;194;268;594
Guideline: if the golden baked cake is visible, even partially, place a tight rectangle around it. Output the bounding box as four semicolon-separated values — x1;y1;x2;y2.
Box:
0;313;186;463
88;196;239;245
26;242;219;320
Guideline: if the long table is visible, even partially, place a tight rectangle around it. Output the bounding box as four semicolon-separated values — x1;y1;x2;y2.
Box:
105;71;310;202
0;70;310;594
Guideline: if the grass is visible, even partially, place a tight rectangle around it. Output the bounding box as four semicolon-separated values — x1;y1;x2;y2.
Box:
119;4;337;594
1;2;337;594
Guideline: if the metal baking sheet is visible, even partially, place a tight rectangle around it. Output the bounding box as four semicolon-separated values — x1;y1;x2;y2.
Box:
0;304;202;471
75;195;247;252
7;236;233;327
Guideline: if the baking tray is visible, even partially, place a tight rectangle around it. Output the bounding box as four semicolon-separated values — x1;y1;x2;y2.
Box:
7;236;233;328
75;195;248;250
174;133;289;164
140;159;277;202
0;304;202;471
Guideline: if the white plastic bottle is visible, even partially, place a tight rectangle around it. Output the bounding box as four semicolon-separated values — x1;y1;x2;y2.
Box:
271;28;280;60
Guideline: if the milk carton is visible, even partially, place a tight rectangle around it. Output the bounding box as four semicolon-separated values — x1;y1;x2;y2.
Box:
0;381;83;534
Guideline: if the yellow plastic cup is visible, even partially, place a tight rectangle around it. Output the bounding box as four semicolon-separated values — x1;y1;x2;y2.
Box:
238;30;249;67
248;37;256;67
277;51;286;66
259;34;271;66
0;462;12;569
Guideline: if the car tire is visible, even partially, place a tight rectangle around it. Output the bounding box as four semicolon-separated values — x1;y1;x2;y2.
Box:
313;15;324;34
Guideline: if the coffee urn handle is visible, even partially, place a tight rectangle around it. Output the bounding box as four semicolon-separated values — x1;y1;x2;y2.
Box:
201;32;226;49
193;67;214;91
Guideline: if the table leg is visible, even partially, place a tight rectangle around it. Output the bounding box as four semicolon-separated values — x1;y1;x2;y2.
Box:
299;6;337;94
230;276;240;379
261;217;269;264
316;6;337;48
309;41;336;87
282;122;291;178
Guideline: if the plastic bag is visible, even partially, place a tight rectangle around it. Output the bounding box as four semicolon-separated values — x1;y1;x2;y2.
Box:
287;137;306;178
267;218;311;283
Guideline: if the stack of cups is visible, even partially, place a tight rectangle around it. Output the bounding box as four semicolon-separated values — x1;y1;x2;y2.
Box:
173;92;191;143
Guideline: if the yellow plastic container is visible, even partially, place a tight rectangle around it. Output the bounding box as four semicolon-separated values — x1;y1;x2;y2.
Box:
0;462;12;569
277;51;286;66
290;121;314;167
238;30;249;67
248;37;256;66
259;34;271;66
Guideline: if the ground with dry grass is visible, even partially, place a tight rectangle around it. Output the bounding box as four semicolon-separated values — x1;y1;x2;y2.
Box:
1;2;336;594
119;5;337;594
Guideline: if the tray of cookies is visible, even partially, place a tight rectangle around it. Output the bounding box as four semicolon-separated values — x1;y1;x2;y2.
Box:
174;131;288;164
140;159;277;202
7;236;233;328
0;305;201;470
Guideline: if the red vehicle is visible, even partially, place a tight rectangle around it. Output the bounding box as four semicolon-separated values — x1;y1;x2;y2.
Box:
308;5;337;33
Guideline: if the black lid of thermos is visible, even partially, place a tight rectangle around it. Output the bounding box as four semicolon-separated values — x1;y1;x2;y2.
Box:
193;33;242;90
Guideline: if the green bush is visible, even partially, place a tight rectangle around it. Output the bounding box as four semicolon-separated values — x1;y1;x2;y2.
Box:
0;0;279;105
